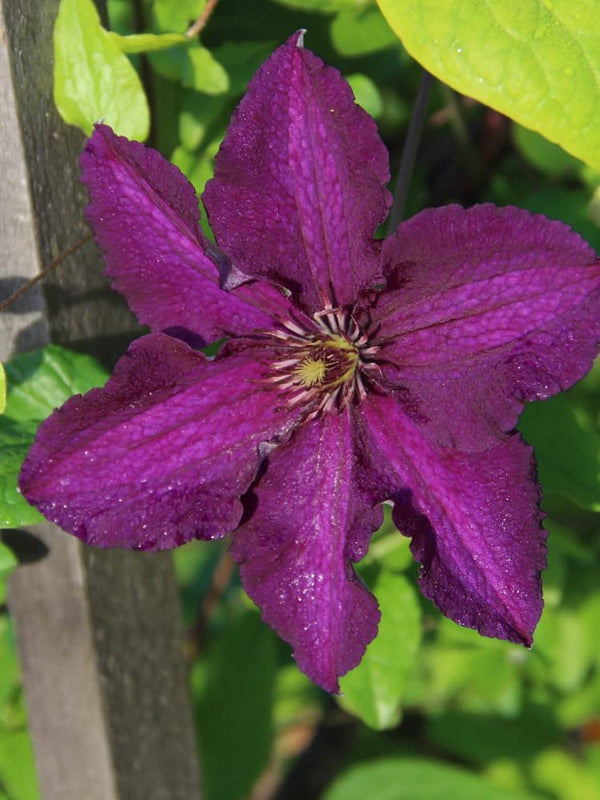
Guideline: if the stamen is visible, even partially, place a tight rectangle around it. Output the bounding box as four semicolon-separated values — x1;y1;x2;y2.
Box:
265;307;380;417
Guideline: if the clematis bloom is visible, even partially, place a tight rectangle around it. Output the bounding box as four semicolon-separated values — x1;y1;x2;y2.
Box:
20;33;600;691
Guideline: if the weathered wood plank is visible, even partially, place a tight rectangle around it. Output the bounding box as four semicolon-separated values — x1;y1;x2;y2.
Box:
0;1;202;797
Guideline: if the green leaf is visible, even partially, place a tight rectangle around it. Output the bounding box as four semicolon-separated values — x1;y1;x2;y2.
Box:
152;0;206;33
338;571;421;729
0;364;5;415
0;729;38;800
323;758;542;800
0;345;109;529
331;7;397;56
53;0;149;139
150;43;229;94
0;420;43;528
108;31;189;53
513;124;583;179
184;46;229;94
193;610;276;800
376;0;600;172
346;74;384;119
3;346;107;424
270;0;369;12
519;394;600;511
0;543;18;605
532;748;600;800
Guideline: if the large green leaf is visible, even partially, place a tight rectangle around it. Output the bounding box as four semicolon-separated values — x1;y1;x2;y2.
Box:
54;0;149;139
193;610;276;800
338;571;421;729
3;346;108;424
323;758;542;800
519;394;600;511
376;0;600;171
0;345;108;529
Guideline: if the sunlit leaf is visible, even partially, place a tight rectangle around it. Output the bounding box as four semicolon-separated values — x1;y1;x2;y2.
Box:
150;43;229;94
0;729;38;800
0;346;108;529
323;758;541;800
0;364;5;415
376;0;600;171
532;748;600;800
338;571;421;729
3;346;108;424
152;0;206;33
270;0;369;12
53;0;149;138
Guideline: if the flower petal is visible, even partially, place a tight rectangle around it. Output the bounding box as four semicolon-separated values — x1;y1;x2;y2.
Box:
360;394;545;645
203;32;391;314
81;125;288;346
231;410;382;693
20;334;300;549
373;205;600;449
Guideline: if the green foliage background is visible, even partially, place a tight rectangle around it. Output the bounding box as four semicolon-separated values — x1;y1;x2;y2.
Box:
1;0;600;797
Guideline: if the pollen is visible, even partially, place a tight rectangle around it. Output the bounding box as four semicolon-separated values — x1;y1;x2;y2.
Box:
295;357;327;387
265;306;380;416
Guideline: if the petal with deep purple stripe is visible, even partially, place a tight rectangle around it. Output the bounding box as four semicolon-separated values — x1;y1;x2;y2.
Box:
20;334;301;549
203;32;391;314
81;125;289;346
372;204;600;449
231;410;382;693
359;393;545;645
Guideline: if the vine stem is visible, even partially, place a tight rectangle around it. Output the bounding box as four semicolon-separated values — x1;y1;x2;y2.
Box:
0;231;93;314
386;70;435;234
186;0;220;38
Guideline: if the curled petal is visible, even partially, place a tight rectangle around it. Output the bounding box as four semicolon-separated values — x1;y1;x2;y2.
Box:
203;32;391;313
374;204;600;449
231;410;382;693
81;125;288;346
359;394;545;645
20;334;301;549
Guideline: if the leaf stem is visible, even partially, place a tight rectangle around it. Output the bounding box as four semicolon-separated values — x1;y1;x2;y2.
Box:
0;232;93;313
186;0;220;38
387;70;434;234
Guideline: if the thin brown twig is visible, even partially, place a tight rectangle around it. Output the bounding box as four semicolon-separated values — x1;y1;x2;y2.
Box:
185;0;220;38
0;231;94;314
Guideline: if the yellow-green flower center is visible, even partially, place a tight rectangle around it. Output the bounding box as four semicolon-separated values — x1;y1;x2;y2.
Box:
267;309;378;416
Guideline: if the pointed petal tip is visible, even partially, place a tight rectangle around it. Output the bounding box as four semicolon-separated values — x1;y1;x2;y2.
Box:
294;29;306;48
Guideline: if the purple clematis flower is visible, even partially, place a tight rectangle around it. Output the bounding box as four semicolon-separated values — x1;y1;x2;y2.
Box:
20;32;600;692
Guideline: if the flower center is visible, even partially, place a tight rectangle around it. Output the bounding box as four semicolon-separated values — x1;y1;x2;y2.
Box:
267;308;378;416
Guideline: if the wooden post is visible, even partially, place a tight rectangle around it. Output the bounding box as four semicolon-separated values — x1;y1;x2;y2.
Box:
0;1;202;798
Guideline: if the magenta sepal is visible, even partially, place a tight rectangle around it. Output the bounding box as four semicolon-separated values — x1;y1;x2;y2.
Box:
231;410;382;693
20;334;301;549
18;32;600;692
360;393;545;645
203;31;391;314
